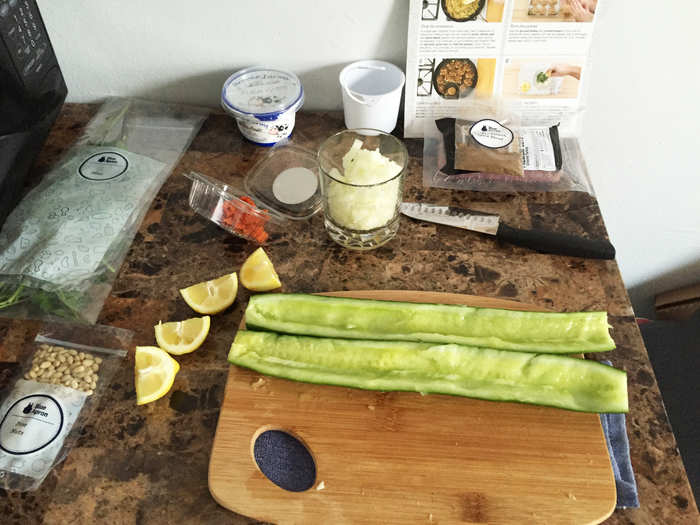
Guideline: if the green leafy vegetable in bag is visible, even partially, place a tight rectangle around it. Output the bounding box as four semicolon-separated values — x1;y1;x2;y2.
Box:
0;98;207;322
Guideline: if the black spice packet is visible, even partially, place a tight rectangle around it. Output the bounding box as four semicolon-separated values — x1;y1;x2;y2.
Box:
436;117;563;175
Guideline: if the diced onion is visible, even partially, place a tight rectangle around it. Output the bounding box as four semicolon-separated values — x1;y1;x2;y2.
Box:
326;140;402;230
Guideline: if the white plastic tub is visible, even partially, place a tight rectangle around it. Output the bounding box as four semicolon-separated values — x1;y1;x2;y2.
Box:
221;66;304;146
339;60;405;133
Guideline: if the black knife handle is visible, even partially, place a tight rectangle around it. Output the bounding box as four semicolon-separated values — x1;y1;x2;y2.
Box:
496;223;616;260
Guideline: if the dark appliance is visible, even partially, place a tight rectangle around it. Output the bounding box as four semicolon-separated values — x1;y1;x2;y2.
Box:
0;0;67;228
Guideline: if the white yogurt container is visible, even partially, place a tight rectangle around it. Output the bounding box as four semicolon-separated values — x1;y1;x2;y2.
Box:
221;66;304;147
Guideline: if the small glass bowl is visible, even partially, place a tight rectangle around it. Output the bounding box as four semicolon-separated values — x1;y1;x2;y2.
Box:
317;129;408;250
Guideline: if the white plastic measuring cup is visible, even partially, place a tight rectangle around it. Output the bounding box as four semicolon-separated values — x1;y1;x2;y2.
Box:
339;60;405;133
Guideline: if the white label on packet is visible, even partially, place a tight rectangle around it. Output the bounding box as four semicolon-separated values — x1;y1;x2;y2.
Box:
519;127;557;171
78;151;129;181
0;380;86;481
469;119;514;149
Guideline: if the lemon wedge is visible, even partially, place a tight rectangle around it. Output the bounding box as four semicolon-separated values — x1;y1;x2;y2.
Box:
179;272;238;314
520;81;531;93
240;247;282;291
154;316;210;355
135;346;180;405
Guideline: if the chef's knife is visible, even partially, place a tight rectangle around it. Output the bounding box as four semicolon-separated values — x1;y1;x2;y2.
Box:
400;202;616;260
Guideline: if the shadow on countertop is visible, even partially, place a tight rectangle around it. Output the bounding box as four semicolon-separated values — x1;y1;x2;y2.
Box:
640;310;700;504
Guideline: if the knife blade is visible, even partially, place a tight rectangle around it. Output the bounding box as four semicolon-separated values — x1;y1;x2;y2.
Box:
400;202;616;260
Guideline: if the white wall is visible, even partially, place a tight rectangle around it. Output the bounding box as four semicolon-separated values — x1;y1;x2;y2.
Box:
582;1;700;313
38;0;408;109
39;0;700;312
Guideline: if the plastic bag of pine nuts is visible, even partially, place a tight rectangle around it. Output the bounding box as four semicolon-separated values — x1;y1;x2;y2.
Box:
0;322;132;491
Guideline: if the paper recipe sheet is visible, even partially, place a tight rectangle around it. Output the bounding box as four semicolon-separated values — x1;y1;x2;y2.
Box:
404;0;603;137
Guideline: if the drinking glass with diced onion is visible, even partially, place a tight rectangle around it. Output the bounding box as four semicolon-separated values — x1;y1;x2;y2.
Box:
317;129;408;250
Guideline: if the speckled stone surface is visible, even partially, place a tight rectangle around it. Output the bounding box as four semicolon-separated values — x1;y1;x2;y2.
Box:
0;104;697;524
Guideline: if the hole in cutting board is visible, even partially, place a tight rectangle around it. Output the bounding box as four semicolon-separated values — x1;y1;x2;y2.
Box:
252;428;316;492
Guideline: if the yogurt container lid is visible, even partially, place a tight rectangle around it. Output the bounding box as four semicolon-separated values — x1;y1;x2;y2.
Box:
221;66;304;119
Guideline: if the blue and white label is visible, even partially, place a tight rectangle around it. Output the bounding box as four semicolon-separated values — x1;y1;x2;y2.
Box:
224;69;301;115
236;112;296;145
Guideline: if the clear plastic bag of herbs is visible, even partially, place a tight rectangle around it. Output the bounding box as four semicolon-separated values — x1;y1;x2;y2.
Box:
0;98;208;322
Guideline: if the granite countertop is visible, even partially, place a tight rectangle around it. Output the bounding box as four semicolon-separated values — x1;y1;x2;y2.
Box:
1;104;698;524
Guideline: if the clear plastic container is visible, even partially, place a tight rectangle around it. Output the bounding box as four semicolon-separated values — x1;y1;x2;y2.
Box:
185;172;285;244
185;144;321;243
245;144;321;220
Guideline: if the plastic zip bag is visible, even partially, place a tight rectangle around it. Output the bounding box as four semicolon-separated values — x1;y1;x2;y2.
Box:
0;98;208;322
422;103;595;194
0;322;132;491
437;117;563;178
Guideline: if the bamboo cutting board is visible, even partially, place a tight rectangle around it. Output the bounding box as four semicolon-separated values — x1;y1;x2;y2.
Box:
209;291;616;524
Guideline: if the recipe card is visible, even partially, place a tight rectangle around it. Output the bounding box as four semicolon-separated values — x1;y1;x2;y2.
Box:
404;0;604;137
